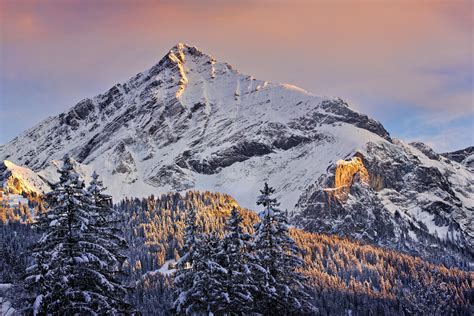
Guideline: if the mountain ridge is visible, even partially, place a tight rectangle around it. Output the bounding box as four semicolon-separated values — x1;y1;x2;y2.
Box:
442;146;474;169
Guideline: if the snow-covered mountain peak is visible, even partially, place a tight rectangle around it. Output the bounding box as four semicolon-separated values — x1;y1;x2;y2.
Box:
167;43;213;62
0;44;472;263
160;43;216;98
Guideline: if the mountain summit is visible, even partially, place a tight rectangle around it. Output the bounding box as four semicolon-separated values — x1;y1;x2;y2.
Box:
1;44;472;264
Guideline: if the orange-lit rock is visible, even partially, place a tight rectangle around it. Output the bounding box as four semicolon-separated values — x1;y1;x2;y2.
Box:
2;160;49;196
325;156;369;201
167;43;189;99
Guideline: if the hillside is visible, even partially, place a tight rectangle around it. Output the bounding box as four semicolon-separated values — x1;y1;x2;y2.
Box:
118;192;474;315
1;190;472;315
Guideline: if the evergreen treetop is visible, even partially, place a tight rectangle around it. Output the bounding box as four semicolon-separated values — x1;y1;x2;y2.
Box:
25;155;134;314
253;182;317;315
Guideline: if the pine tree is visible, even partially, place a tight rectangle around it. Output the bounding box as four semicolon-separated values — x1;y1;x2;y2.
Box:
185;232;228;314
253;182;317;315
85;171;133;312
25;156;133;314
215;207;256;314
174;208;229;315
173;207;199;314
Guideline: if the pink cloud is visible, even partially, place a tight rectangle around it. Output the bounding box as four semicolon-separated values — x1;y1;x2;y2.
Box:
0;0;472;143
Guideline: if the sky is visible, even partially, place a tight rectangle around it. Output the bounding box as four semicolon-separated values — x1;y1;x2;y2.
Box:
0;0;472;152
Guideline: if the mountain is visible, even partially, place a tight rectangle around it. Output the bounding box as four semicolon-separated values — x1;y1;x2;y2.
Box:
295;141;473;264
442;146;474;170
0;43;472;263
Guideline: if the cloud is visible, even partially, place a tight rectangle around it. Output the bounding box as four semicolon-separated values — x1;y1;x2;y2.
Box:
404;120;474;153
0;0;472;147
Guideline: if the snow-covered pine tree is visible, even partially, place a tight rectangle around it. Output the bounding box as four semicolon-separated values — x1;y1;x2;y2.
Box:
173;207;199;314
86;170;134;312
88;171;114;224
253;182;317;315
215;207;256;314
174;208;229;315
185;232;228;314
25;155;133;314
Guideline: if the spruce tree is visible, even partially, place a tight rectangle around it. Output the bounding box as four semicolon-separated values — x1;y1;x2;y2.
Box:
25;156;133;314
185;233;228;314
174;208;229;315
85;171;133;312
253;182;317;315
173;207;199;314
216;207;255;314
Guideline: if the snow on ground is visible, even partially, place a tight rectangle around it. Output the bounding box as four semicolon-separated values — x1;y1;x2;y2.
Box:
156;259;176;276
141;259;177;280
5;194;29;208
0;283;14;316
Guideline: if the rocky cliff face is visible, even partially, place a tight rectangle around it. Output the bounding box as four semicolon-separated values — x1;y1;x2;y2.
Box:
0;43;472;264
295;140;473;264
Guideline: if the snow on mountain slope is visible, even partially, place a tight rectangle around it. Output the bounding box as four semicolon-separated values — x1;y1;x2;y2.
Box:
442;146;474;170
0;43;472;262
0;43;387;207
0;160;50;195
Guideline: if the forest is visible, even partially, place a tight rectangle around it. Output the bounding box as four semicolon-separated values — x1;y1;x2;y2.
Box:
0;171;473;314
